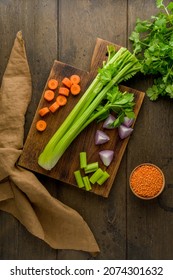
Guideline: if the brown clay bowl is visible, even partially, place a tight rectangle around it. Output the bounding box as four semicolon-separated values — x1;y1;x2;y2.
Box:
129;163;165;200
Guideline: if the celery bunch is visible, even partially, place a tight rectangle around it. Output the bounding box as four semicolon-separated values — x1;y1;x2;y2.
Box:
38;46;141;170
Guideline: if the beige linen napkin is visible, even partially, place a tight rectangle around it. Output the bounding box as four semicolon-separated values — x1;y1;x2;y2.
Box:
0;31;100;254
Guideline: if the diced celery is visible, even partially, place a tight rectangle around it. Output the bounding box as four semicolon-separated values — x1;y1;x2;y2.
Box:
90;168;104;184
74;170;84;188
83;176;92;191
97;171;110;185
84;162;99;174
80;152;87;168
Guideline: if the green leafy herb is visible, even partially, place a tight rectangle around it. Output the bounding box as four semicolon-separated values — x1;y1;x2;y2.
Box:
129;0;173;100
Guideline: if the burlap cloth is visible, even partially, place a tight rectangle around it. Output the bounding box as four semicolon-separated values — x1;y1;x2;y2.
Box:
0;31;100;254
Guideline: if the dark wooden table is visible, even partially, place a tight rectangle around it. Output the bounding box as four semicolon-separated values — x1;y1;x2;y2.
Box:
0;0;173;260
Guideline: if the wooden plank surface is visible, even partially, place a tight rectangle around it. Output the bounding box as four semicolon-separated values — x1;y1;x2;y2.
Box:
18;38;145;197
0;0;173;260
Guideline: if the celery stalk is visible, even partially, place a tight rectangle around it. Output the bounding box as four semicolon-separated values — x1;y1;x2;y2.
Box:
38;47;141;170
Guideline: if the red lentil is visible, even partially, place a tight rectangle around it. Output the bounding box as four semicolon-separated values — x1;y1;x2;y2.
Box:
130;164;164;198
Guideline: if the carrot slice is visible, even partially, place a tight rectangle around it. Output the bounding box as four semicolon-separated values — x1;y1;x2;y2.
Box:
49;102;60;113
58;87;70;96
62;77;72;88
70;84;81;95
56;95;67;106
39;107;50;117
48;79;58;90
70;74;80;84
36;120;47;131
44;90;55;101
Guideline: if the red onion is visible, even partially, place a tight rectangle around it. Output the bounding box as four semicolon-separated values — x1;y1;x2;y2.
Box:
122;116;134;127
118;124;133;139
103;114;115;129
95;130;110;145
99;150;114;167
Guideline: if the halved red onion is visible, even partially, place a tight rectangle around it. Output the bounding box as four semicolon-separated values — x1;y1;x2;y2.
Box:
95;130;110;145
122;116;134;127
103;114;115;129
118;124;133;139
99;150;114;167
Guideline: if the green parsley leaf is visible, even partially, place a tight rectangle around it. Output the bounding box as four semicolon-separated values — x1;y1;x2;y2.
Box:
129;0;173;100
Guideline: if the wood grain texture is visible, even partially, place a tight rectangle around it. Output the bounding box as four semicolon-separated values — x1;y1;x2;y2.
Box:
1;0;173;260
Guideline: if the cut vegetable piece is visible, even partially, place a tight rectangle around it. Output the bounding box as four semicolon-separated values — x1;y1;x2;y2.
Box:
44;90;55;102
48;79;58;90
90;168;104;184
56;95;67;106
74;170;84;188
39;107;50;117
118;124;133;139
99;150;114;167
70;74;81;84
70;84;81;95
122;116;134;127
62;77;72;88
97;171;110;185
95;130;110;145
36;120;47;132
80;152;87;169
103;114;116;129
84;162;99;174
83;176;92;191
58;87;70;96
49;102;60;113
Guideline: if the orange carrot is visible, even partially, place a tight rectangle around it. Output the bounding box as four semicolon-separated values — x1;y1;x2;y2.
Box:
62;77;72;88
70;84;81;95
70;74;80;84
49;102;60;113
44;90;55;101
48;79;58;90
56;95;67;106
58;87;70;96
39;107;50;117
36;120;47;131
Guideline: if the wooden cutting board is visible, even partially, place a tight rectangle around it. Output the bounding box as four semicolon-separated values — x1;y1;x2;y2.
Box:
18;38;145;197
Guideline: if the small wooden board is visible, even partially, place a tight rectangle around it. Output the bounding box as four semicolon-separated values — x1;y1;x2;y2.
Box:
18;38;145;197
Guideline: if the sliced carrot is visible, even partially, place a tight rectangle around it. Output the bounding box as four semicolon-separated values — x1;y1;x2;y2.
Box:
48;79;58;90
56;95;67;106
70;84;81;95
39;107;50;117
36;120;47;131
44;90;55;101
49;102;60;113
62;77;72;88
58;87;70;96
70;74;80;84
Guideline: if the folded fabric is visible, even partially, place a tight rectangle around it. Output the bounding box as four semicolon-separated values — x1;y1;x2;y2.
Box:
0;31;100;254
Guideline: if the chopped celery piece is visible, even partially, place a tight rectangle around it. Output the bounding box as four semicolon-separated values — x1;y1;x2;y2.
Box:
97;171;110;185
90;168;104;184
83;176;92;191
84;162;98;174
80;152;87;168
74;170;84;188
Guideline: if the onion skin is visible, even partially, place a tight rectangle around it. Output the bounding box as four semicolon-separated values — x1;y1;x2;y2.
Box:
99;150;114;167
103;114;116;129
95;130;110;145
122;116;134;128
118;124;133;139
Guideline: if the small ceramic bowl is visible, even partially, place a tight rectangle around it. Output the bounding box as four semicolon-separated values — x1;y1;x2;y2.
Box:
129;163;165;200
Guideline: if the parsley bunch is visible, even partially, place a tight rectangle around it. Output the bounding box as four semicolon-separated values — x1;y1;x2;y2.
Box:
129;0;173;100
